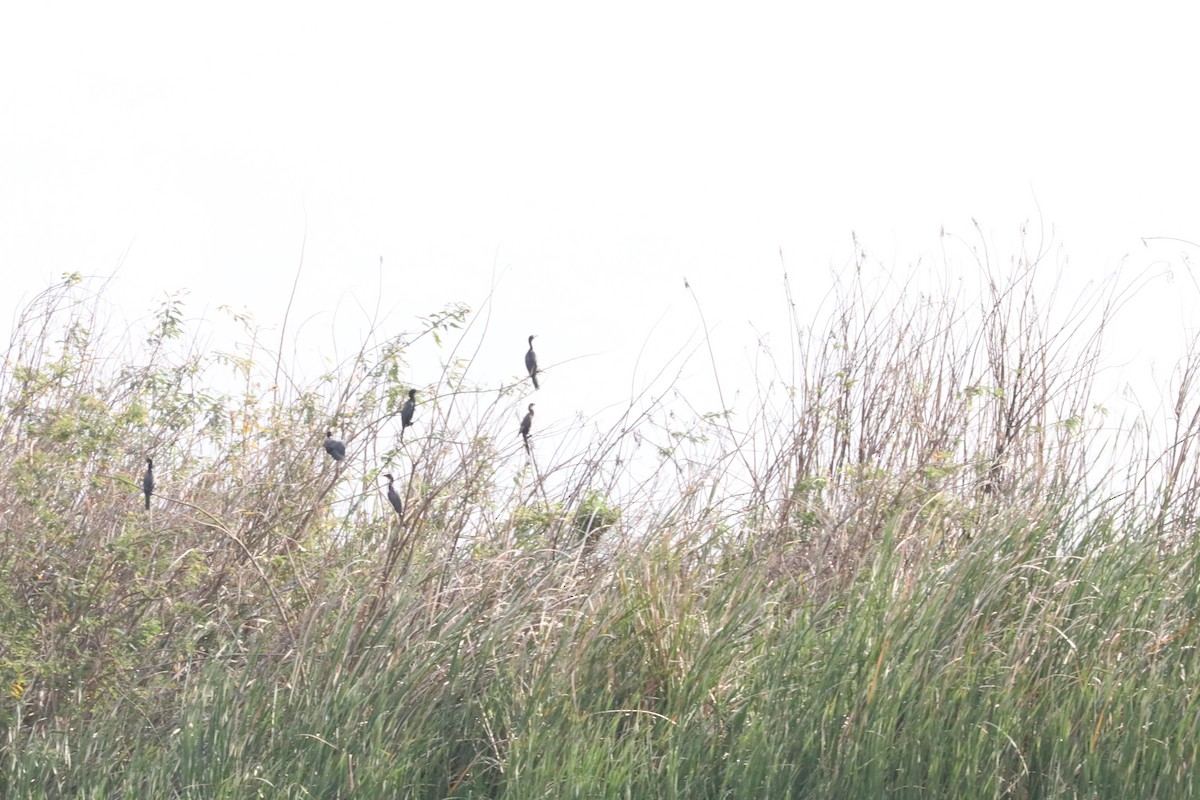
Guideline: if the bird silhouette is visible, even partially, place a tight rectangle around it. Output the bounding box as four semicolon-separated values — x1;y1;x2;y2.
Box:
525;335;540;390
382;472;403;517
324;431;346;461
400;389;417;439
520;403;535;452
142;457;154;510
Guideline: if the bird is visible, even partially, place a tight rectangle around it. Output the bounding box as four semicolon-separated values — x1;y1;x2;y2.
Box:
324;431;346;461
382;472;403;517
519;403;535;452
525;335;540;390
142;457;154;510
400;389;417;437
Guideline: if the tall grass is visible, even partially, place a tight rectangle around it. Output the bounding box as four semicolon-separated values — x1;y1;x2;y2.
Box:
3;235;1200;797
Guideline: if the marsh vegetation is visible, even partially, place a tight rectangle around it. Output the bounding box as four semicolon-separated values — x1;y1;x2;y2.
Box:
3;235;1200;798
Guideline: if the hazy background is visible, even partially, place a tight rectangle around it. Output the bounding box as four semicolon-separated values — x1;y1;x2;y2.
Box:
3;2;1199;445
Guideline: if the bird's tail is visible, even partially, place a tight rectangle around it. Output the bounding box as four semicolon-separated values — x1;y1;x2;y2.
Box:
145;494;151;510
531;374;540;390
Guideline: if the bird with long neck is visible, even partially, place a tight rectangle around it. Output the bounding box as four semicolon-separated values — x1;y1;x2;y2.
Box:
324;431;346;461
142;457;154;510
519;403;535;452
400;389;417;440
382;472;403;517
525;335;540;390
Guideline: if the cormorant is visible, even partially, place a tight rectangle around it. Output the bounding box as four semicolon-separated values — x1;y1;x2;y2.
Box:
519;403;535;451
525;335;540;390
382;472;403;517
324;431;346;461
143;457;154;510
401;389;417;435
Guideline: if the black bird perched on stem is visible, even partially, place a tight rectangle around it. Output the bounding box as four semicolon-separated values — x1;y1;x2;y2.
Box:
382;472;403;517
519;403;535;452
525;335;539;390
324;431;346;462
400;389;417;437
142;457;154;510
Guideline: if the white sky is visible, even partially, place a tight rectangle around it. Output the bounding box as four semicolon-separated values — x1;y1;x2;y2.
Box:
3;3;1199;472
